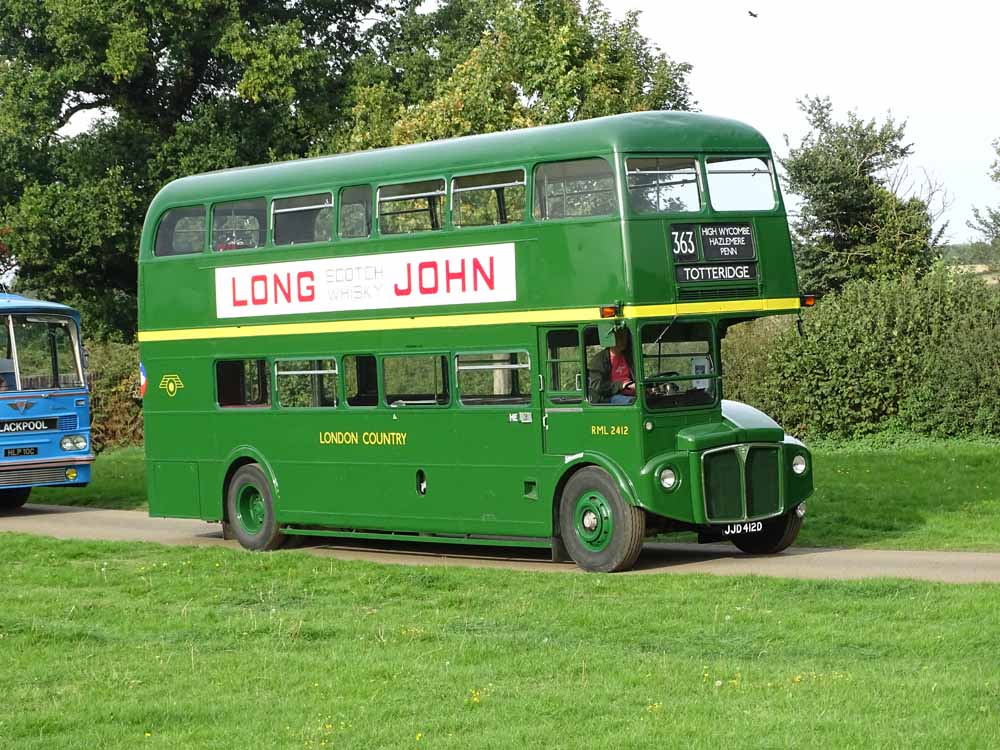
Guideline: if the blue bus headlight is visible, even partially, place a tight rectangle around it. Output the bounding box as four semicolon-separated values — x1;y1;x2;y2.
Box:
60;434;88;451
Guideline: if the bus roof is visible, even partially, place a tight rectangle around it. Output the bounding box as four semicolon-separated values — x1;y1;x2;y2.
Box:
0;293;80;319
147;111;771;213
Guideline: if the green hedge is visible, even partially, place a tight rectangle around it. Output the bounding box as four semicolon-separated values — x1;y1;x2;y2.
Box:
87;339;143;450
722;266;1000;438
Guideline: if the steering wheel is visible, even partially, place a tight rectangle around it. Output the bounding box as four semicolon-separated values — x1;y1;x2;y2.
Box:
646;371;680;397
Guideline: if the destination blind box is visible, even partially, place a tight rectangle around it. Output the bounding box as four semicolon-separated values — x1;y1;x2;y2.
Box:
669;221;759;285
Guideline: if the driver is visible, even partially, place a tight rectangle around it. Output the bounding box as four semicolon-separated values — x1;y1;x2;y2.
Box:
588;327;636;405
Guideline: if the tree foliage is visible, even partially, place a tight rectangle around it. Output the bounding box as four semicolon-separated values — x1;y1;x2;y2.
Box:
330;0;694;151
781;97;941;295
0;0;409;338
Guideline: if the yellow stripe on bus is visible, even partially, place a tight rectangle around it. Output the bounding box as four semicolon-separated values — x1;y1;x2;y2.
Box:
137;297;801;343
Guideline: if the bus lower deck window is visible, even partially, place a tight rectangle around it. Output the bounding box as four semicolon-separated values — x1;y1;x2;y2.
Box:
217;359;270;407
276;359;337;408
344;355;377;407
456;352;530;405
383;355;449;406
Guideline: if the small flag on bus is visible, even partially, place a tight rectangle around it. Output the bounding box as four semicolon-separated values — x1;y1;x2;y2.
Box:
139;362;147;398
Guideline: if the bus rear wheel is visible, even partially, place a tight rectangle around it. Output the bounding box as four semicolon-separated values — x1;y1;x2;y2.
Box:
559;467;645;572
225;464;287;551
730;506;803;555
0;487;30;512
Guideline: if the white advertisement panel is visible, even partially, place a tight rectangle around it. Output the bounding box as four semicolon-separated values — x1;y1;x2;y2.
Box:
214;243;516;319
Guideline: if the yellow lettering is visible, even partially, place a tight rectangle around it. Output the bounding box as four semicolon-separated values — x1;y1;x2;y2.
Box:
322;431;408;447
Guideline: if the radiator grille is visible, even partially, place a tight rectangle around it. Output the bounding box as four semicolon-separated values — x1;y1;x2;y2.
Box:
704;450;742;520
58;414;78;431
702;444;783;522
0;466;71;487
746;447;782;517
678;286;759;301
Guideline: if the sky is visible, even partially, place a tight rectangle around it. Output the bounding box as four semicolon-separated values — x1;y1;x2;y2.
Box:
604;0;999;241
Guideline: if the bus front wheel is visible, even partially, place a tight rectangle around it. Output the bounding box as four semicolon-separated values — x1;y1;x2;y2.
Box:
559;467;645;573
0;487;30;512
729;507;803;555
225;464;287;551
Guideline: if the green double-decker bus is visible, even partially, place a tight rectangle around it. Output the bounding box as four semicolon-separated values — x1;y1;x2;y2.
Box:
139;111;813;572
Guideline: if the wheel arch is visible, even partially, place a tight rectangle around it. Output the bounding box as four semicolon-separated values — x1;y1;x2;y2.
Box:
220;445;280;523
551;453;639;535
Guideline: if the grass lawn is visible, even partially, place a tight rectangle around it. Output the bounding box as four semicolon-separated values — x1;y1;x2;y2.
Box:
25;438;1000;551
798;437;1000;551
1;535;998;749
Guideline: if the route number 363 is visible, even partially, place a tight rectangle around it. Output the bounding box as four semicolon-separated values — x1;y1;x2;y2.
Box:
671;229;696;256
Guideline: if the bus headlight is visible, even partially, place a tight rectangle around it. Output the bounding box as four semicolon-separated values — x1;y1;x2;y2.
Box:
659;467;678;490
60;434;88;451
792;454;808;475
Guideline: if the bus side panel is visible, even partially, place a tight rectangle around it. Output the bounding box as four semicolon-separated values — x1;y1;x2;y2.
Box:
141;352;215;519
148;461;201;518
265;408;547;536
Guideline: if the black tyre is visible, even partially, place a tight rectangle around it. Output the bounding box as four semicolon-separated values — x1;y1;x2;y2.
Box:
225;464;287;551
730;506;803;555
0;487;31;512
559;466;645;572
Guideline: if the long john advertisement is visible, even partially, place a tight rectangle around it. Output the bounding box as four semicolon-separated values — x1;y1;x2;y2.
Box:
215;243;517;319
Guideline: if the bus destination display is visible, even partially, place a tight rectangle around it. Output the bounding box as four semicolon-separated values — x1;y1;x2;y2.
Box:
670;222;758;284
700;223;756;261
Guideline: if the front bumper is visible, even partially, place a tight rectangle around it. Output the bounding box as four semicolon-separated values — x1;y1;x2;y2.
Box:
0;454;95;488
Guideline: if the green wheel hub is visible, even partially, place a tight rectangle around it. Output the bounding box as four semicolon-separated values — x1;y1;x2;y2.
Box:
573;490;613;552
235;483;266;535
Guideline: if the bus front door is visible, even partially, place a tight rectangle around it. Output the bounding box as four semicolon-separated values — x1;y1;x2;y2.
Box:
540;327;589;456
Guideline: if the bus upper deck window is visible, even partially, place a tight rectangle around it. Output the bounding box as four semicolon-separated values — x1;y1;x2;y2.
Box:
154;206;205;256
378;179;446;235
626;158;700;214
452;170;526;227
339;185;372;239
706;157;776;211
212;198;266;251
273;194;332;246
533;158;618;220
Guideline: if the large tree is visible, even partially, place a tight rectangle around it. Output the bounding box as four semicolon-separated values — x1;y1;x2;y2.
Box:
329;0;694;150
781;97;943;295
0;0;410;338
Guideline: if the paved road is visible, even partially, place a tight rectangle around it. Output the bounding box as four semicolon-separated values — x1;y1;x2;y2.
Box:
4;503;1000;583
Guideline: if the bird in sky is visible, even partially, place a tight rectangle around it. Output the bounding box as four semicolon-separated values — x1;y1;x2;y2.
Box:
748;10;758;17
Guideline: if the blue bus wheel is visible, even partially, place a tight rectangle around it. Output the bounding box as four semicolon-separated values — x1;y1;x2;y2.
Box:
0;487;30;512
